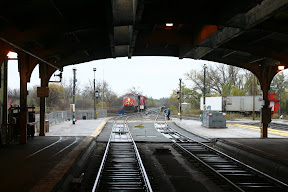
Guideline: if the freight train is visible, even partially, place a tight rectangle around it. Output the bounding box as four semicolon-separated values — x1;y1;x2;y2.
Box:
123;94;147;112
200;94;279;114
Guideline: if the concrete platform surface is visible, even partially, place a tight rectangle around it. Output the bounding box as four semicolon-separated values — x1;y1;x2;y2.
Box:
174;119;286;138
0;119;107;192
1;117;288;191
45;118;110;136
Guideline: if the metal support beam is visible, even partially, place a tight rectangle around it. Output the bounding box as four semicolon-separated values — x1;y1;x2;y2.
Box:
111;0;143;58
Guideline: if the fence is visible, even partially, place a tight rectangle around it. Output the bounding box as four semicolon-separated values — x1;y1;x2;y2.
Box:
35;109;107;133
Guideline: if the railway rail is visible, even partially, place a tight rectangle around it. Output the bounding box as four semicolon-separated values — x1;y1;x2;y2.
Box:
154;114;288;192
92;115;153;192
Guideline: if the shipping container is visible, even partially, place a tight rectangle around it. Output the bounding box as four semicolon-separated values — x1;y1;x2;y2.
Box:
200;94;279;114
200;97;223;111
225;96;263;112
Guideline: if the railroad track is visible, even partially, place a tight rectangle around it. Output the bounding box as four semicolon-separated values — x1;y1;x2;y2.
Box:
154;114;288;192
92;115;153;192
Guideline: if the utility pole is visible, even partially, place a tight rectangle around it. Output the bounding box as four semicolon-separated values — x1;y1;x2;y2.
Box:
179;78;182;120
93;68;97;119
203;64;207;111
72;68;76;124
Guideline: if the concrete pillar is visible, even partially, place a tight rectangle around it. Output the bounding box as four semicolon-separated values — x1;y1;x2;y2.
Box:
18;53;29;144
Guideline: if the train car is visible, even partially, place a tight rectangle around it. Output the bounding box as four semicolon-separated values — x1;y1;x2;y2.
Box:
139;95;147;109
123;94;147;112
200;94;279;114
123;94;138;112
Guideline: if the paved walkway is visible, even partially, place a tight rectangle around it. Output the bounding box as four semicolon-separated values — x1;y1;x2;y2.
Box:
0;119;109;192
45;118;110;136
173;119;287;138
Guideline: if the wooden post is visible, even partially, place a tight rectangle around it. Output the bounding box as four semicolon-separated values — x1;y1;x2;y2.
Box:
18;53;29;144
2;57;8;143
39;63;48;136
258;66;274;138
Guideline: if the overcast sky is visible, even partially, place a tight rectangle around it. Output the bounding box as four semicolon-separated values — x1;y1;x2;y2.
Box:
8;56;223;99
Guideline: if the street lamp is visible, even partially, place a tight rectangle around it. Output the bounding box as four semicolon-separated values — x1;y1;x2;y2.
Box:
203;64;207;111
179;78;182;120
93;68;97;119
72;68;76;124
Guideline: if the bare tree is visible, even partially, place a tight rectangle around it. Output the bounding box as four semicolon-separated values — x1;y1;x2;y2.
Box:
8;88;20;106
125;86;143;95
27;86;40;107
185;64;244;96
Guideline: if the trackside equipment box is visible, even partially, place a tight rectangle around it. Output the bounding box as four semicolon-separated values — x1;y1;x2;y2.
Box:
202;111;226;128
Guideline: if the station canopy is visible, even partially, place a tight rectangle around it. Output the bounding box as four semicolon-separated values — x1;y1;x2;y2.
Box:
0;0;287;71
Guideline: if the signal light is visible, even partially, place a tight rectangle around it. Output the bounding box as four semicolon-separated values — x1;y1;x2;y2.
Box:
177;91;180;99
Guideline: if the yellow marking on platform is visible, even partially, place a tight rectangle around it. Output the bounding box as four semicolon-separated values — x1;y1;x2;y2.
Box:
229;124;288;137
91;121;107;137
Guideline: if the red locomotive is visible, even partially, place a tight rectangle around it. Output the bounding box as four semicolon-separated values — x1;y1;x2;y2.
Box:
123;94;147;112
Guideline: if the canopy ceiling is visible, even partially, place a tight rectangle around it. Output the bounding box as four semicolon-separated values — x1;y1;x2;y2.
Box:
0;0;287;72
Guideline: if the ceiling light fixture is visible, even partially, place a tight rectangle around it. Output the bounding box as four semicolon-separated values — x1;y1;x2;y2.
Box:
278;65;285;71
166;23;173;27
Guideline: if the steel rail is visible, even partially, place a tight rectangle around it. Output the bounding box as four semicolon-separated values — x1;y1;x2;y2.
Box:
91;132;112;192
173;142;244;192
126;116;153;192
92;115;125;191
92;114;153;192
154;113;288;191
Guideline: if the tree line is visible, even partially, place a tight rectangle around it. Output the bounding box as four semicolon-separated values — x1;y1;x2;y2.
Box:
8;79;162;112
8;63;288;114
167;64;288;115
9;79;123;111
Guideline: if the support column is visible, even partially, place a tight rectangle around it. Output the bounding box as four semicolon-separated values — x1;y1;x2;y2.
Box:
0;56;8;146
261;90;271;138
258;66;273;138
2;58;8;143
18;53;29;144
39;63;49;136
39;97;46;136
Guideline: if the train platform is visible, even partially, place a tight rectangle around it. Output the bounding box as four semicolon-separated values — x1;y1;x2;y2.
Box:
0;119;108;192
173;118;288;184
1;116;288;191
